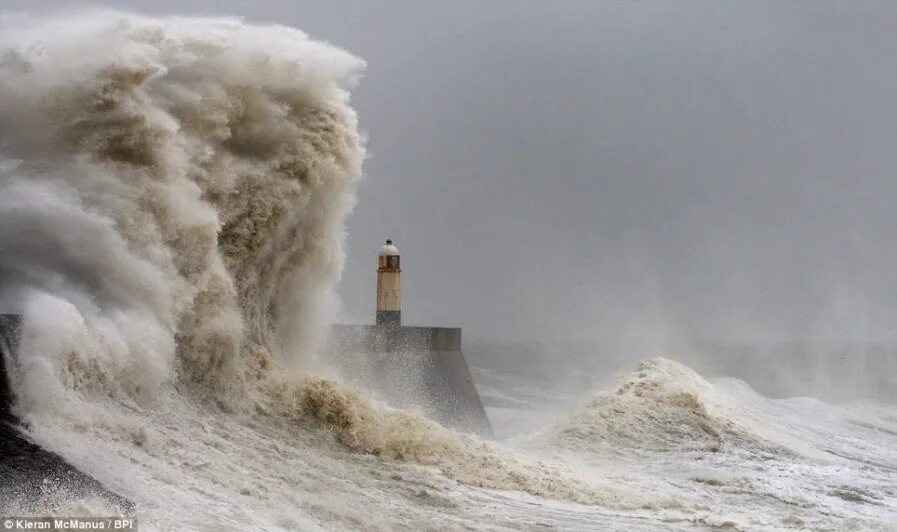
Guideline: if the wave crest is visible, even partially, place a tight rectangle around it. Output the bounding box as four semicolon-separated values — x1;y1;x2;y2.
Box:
553;358;765;454
274;376;646;509
0;12;364;419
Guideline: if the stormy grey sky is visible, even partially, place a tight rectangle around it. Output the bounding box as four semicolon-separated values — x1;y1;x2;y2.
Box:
5;1;897;346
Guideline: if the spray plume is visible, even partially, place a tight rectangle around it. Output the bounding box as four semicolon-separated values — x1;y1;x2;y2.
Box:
0;12;365;420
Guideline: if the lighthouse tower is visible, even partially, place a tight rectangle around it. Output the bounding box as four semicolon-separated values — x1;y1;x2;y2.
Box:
376;239;401;326
327;238;492;435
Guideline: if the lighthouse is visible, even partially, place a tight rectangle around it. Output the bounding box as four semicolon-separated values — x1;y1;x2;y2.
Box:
327;238;492;435
376;239;401;326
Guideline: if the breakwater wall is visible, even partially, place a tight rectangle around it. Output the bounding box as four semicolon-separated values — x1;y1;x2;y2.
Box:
328;324;492;437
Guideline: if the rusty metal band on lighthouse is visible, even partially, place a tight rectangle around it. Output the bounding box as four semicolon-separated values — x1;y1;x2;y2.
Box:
376;239;401;326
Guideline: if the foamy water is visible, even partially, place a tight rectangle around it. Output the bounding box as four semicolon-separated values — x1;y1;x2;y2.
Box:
533;358;897;529
0;11;895;531
9;355;897;530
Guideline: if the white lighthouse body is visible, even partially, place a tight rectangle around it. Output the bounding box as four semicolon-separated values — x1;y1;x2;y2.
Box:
376;239;401;326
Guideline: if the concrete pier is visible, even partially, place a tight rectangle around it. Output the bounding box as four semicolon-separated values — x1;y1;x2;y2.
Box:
0;314;134;512
328;324;492;437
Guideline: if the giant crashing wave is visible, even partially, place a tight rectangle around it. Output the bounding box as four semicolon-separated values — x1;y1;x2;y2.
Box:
0;12;365;417
0;11;375;513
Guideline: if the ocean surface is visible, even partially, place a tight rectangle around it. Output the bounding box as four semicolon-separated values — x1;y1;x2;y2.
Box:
5;355;897;530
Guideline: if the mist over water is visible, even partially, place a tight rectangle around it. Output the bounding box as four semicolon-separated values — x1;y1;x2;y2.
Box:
0;9;895;531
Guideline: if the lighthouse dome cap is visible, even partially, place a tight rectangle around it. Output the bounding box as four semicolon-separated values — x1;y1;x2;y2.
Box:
379;239;400;256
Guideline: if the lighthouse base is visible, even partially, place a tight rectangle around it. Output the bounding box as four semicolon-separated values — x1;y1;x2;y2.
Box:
327;324;492;437
375;310;401;327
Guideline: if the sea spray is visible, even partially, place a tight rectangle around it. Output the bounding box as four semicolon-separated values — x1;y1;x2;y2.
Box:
0;12;365;422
